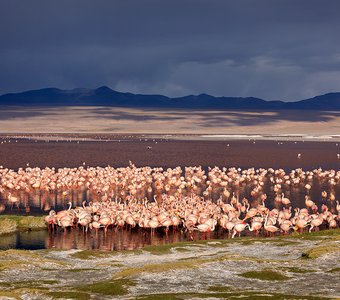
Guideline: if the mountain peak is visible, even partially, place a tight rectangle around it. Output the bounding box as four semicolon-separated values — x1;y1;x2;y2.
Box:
0;87;339;110
195;93;215;99
95;86;113;92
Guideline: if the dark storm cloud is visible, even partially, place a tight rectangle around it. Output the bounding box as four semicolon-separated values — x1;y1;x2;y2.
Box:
1;0;340;100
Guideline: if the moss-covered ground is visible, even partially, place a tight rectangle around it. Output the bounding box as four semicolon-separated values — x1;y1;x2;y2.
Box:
0;215;46;235
0;228;338;299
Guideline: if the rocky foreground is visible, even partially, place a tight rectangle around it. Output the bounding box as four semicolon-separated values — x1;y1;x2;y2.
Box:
0;229;339;299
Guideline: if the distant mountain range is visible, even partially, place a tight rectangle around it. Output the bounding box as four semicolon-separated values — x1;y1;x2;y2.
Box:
0;86;340;110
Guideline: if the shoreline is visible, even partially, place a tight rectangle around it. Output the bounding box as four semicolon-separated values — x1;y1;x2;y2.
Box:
0;230;339;299
0;136;339;170
0;106;339;137
1;133;340;142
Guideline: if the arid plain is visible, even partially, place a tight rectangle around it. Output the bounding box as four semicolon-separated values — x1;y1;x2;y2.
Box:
1;106;340;135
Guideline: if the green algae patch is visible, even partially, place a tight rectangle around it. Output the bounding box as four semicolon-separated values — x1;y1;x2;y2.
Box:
141;238;228;255
328;267;340;273
95;261;123;268
18;216;46;229
77;278;135;296
0;282;11;287
141;244;175;255
239;269;290;281
207;285;234;292
280;266;314;273
46;291;90;300
291;228;340;240
139;238;234;255
302;244;340;259
174;247;190;252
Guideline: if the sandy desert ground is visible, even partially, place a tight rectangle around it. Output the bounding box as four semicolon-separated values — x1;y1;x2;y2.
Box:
0;106;340;136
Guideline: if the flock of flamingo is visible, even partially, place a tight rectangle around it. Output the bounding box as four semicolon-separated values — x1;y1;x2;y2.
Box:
0;163;339;239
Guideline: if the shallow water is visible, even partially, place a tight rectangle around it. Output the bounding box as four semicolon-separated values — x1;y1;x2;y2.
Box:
1;169;339;250
0;157;340;251
0;230;47;250
1;138;340;170
0;174;339;214
0;227;230;251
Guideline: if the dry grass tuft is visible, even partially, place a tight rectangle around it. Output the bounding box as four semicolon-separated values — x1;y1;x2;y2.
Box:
302;244;340;259
18;216;46;229
0;218;17;235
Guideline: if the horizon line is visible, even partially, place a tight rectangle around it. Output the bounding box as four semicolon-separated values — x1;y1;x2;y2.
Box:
1;85;339;103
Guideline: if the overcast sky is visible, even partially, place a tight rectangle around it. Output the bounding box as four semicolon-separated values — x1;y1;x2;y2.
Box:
1;0;340;101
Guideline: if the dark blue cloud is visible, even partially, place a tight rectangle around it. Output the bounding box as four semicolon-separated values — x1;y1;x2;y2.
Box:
1;0;340;100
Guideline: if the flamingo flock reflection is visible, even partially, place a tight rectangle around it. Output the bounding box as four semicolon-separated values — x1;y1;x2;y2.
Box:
0;163;339;239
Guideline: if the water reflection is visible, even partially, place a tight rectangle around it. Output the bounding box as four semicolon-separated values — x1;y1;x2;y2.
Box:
0;175;338;215
0;228;229;251
0;230;47;250
0;167;339;251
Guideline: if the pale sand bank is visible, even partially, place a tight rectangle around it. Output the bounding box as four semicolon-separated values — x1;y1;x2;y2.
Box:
1;133;340;142
0;106;339;141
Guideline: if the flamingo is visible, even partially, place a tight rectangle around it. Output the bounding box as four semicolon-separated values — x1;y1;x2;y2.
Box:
2;162;332;241
305;196;315;211
264;215;279;237
196;222;215;233
148;219;159;235
281;193;291;207
8;192;19;209
249;220;262;236
232;222;249;238
280;221;293;235
44;210;57;231
309;216;323;232
295;218;309;233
